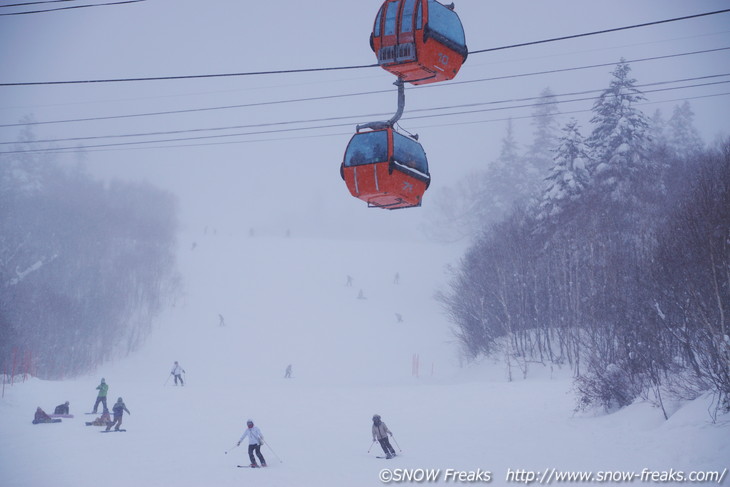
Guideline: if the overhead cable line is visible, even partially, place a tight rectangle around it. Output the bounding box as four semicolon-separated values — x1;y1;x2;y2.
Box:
4;74;727;147
424;47;730;90
6;91;729;156
16;91;730;156
1;9;728;85
0;0;144;16
468;9;730;54
0;0;75;8
2;46;727;129
3;80;727;154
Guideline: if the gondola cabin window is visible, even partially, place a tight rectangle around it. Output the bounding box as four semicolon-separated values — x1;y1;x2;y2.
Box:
427;0;466;49
344;131;388;167
393;131;428;175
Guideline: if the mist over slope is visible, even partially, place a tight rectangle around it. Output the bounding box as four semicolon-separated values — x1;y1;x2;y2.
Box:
122;230;465;386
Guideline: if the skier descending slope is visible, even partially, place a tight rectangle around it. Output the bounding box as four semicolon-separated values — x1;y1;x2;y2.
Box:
170;361;186;386
372;414;397;459
237;419;267;467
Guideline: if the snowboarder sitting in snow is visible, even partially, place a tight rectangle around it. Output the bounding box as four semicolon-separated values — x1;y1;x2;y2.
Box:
32;407;54;424
88;410;111;426
237;419;267;467
54;401;70;415
105;397;130;431
372;414;396;458
170;361;186;386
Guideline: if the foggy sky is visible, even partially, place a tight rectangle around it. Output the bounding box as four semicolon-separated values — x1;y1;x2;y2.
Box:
1;0;728;240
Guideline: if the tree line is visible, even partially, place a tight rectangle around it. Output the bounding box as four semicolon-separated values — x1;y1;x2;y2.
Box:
435;61;729;417
1;128;180;379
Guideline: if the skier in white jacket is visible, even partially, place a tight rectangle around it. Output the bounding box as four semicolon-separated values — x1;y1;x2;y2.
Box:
170;361;185;386
237;419;267;467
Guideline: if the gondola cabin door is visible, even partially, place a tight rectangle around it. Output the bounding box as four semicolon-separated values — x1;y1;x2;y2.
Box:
340;127;430;209
371;0;467;85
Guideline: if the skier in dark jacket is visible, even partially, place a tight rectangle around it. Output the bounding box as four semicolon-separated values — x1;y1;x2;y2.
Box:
372;414;396;458
105;397;130;431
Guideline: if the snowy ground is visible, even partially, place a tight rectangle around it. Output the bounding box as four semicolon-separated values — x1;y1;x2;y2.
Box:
1;231;728;487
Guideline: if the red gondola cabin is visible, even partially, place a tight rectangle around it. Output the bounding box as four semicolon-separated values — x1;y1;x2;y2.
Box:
370;0;467;85
341;127;430;209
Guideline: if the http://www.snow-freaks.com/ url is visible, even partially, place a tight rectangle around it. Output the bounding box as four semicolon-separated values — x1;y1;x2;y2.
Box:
378;467;728;484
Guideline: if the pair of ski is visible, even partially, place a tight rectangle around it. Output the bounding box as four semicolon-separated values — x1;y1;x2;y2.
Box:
377;453;402;459
237;464;267;468
100;429;126;433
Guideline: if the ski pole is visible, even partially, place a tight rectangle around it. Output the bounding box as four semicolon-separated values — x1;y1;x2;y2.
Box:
224;443;239;455
391;435;402;452
164;374;171;386
367;440;376;453
263;441;283;463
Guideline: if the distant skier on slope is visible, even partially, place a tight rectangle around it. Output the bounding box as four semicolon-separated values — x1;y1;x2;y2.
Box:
372;414;396;458
237;419;267;467
170;361;186;386
92;378;109;414
284;364;292;379
105;397;130;432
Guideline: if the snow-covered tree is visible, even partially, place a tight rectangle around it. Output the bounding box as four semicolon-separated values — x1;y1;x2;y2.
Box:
1;132;180;379
526;87;561;178
425;119;530;242
667;101;704;159
479;119;525;217
537;119;590;222
586;60;655;205
648;109;669;151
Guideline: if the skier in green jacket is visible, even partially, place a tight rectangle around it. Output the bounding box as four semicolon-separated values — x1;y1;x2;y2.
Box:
92;378;109;413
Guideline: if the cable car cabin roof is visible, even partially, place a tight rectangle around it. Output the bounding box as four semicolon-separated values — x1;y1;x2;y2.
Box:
341;128;430;209
371;0;467;85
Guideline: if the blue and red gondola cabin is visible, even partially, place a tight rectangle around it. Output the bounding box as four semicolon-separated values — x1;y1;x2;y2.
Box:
341;127;430;209
370;0;467;85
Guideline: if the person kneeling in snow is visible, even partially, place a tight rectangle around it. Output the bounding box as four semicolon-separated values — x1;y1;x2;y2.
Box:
54;401;70;415
237;419;266;467
32;407;55;424
105;397;130;431
372;414;396;458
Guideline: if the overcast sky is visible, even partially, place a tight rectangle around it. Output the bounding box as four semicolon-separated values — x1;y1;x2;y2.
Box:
1;0;729;240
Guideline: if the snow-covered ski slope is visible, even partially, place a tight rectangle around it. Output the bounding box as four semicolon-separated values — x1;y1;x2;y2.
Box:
1;232;727;487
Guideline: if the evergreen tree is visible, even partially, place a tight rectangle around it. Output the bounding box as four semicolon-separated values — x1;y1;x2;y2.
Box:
667;101;704;159
648;109;669;151
479;119;524;217
537;119;590;222
526;87;561;178
586;60;654;206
